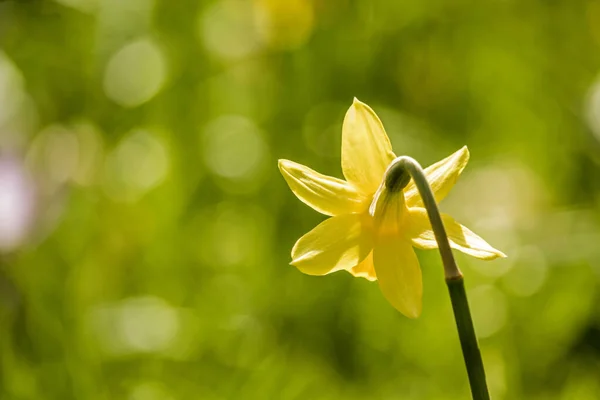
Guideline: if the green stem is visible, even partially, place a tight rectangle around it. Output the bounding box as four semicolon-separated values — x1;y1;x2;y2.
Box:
388;156;490;400
447;277;490;400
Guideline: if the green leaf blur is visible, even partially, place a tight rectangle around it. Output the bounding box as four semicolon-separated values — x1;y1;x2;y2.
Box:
0;0;599;399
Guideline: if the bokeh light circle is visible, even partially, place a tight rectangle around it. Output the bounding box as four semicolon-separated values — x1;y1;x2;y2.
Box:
201;115;269;190
103;38;167;108
199;0;262;60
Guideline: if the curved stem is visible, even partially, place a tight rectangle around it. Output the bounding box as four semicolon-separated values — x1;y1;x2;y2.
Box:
388;156;490;400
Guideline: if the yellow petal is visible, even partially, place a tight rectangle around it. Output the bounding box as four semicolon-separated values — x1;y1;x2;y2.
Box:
405;208;506;260
404;146;470;207
291;213;373;275
278;159;367;216
341;98;396;195
348;251;377;281
373;235;422;318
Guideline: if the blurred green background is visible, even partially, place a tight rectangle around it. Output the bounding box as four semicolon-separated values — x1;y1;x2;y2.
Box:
1;0;600;398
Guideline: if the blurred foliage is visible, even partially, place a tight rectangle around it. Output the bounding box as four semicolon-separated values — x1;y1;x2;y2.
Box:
1;0;600;399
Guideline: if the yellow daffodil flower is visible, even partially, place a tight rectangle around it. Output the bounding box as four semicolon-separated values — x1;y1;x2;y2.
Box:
278;98;505;318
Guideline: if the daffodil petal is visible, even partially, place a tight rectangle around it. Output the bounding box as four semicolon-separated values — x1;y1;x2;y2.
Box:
278;159;366;216
291;214;373;275
404;146;470;207
348;252;377;281
341;98;396;194
373;236;422;318
406;208;506;260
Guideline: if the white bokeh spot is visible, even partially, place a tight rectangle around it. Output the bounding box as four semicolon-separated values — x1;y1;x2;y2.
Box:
0;158;35;252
